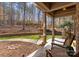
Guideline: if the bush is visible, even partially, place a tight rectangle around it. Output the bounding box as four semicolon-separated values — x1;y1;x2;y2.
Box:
59;21;73;29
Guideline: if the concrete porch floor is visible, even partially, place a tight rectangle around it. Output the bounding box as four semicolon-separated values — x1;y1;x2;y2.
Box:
28;38;76;57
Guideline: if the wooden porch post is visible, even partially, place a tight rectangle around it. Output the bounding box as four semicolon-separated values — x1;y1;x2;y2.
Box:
42;12;47;45
75;3;79;56
72;15;76;35
51;15;55;49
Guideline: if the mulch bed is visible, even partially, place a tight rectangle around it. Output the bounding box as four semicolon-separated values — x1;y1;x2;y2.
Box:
0;41;40;57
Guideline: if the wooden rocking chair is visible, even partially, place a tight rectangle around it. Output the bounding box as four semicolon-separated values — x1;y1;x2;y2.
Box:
46;33;75;57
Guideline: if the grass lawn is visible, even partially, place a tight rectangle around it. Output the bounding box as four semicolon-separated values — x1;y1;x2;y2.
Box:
0;35;40;40
47;35;62;39
0;35;62;40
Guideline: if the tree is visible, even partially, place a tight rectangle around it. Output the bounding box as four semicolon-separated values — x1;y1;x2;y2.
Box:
37;9;41;24
10;2;14;26
3;2;14;26
3;2;10;25
22;2;26;30
59;21;73;29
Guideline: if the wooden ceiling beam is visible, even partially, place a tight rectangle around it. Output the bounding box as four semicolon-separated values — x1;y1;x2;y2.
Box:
35;2;50;12
53;6;76;17
54;10;75;17
35;2;77;12
49;2;76;12
35;2;77;17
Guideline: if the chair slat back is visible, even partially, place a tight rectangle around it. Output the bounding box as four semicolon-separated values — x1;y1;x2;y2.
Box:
63;33;75;46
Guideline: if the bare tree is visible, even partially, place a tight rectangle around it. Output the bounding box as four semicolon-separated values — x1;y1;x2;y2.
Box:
22;2;26;30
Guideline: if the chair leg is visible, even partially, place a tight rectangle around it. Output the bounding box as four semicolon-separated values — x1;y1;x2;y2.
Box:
46;50;48;57
46;49;53;57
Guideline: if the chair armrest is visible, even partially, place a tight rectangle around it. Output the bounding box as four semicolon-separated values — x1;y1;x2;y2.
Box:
52;43;66;48
54;40;64;43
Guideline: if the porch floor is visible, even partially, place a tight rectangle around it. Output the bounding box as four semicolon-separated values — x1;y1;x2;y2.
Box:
28;38;76;57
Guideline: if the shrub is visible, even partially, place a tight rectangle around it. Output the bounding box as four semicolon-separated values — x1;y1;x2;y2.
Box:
59;21;73;29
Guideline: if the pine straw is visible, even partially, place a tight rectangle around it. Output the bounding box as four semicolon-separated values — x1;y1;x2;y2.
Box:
0;41;40;57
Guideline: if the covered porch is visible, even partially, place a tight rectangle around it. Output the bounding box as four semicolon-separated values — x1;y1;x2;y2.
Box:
34;2;78;57
0;2;78;57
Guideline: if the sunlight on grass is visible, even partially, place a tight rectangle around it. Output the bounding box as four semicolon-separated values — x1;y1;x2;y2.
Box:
0;35;62;40
0;35;40;40
47;35;62;40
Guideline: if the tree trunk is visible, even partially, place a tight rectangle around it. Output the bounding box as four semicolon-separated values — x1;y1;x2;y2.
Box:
22;2;26;30
2;3;5;25
38;10;40;24
10;3;13;26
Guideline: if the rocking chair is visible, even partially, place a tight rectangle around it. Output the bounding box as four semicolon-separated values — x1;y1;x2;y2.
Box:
46;33;75;57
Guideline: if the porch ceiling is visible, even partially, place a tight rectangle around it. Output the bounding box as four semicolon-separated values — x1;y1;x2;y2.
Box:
35;2;77;17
